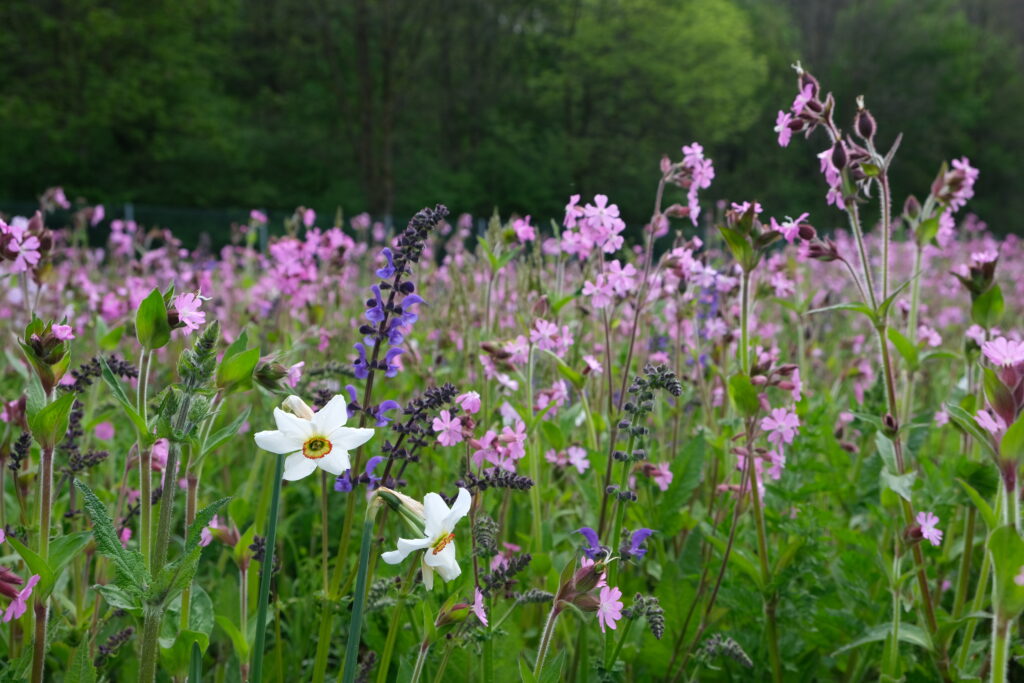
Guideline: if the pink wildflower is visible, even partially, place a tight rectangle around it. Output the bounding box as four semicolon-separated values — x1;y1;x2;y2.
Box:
172;292;206;334
982;337;1024;367
3;574;40;622
432;410;463;447
596;585;623;633
760;408;800;447
916;512;943;546
94;422;115;441
774;110;793;147
472;587;488;626
52;324;75;341
456;391;481;414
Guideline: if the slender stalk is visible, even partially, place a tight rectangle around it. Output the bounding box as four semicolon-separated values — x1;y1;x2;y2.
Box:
533;603;562;677
240;566;250;683
991;615;1010;683
411;639;431;683
746;429;782;683
341;514;376;683
250;453;285;683
30;445;54;683
376;561;420;683
739;270;751;375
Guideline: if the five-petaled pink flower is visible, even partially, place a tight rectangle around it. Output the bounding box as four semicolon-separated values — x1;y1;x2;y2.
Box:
982;337;1024;367
916;512;943;547
760;408;800;447
173;292;206;334
433;410;463;447
456;392;481;415
597;585;623;633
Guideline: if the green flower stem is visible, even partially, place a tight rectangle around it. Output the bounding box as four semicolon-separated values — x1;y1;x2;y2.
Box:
137;349;154;571
250;452;284;683
375;561;420;683
341;513;376;683
991;614;1010;683
533;602;562;678
411;638;431;683
957;494;998;671
884;550;902;679
30;444;54;683
605;616;635;669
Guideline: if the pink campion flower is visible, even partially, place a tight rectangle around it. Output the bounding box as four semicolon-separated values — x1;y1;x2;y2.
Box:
791;83;814;116
767;450;786;480
681;143;704;167
917;325;942;348
934;409;949;427
456;392;481;415
935;210;956;247
250;209;268;224
774;110;793;147
200;526;213;548
506;336;530;365
971;250;998;266
512;216;536;243
730;201;762;215
582;277;614;309
4;223;41;273
605;260;638;296
490;542;521;571
596;585;624;633
584;194;620;231
500;421;528;461
583;355;603;374
966;325;987;346
432;410;463;447
172;292;206;334
52;187;71;209
530;319;560;351
52;324;75;341
94;422;115;441
119;527;132;548
761;408;800;447
151;439;170;471
302;208;316;227
982;337;1024;367
472;587;488;626
771;213;809;244
976;409;1007;438
564;194;584;228
790;368;803;402
91;205;105;226
286;362;305;388
3;574;40;623
566;446;590;474
770;272;795;297
948;157;979;212
916;512;943;547
650;462;673;491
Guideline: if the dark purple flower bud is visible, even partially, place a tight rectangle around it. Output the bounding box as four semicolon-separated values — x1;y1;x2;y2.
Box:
831;141;848;170
855;109;877;141
903;195;921;221
621;528;655;560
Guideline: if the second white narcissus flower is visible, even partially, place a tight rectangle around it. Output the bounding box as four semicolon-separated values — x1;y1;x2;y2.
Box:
254;395;374;481
381;487;471;589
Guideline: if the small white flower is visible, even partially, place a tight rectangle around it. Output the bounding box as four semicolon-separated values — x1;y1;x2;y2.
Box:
381;488;471;589
254;395;374;481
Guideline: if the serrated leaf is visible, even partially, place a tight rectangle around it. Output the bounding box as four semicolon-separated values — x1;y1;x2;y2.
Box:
74;480;149;595
65;644;98;683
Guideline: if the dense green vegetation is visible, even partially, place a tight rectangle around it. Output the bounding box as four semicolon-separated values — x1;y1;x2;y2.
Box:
1;0;1022;233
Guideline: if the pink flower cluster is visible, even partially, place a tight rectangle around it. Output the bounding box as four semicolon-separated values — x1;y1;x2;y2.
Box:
561;194;626;258
470;421;527;471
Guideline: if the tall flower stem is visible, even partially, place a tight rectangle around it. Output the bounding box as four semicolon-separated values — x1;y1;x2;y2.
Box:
137;349;153;570
250;452;284;683
991;615;1010;683
533;603;562;677
375;561;420;683
30;444;54;683
745;424;782;683
340;512;376;683
411;638;431;683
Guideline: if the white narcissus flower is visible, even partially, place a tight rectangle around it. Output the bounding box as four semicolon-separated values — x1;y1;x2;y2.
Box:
381;488;471;589
254;395;374;481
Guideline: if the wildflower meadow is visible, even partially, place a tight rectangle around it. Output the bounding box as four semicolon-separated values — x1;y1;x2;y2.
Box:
2;63;1023;683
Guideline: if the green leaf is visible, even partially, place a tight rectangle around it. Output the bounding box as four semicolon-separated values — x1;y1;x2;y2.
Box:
216;347;260;394
887;327;919;371
831;623;932;657
74;480;149;595
5;535;55;598
215;615;251;658
880;469;916;503
98;356;151;440
65;644;98;683
48;531;92;583
200;407;252;459
159;630;209;677
540;421;565;451
877;277;914;321
539;650;566;683
717;225;755;270
944;403;998;461
95;584;142;614
136;288;172;350
1000;414;1024;465
983;368;1015;422
971;285;1004;329
728;373;760;418
956;478;997;530
98;324;125;352
29;391;77;450
187;498;231;553
916;216;940;246
988;526;1024;619
806;301;876;321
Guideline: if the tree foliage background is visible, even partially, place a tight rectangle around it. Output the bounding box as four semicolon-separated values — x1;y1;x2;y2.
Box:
1;0;1022;234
